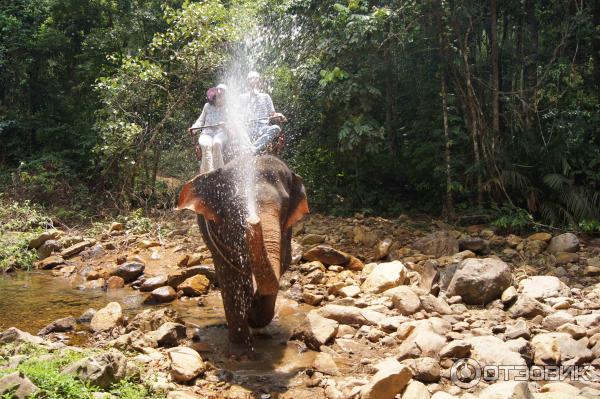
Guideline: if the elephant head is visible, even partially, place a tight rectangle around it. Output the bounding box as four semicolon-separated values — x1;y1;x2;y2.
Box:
177;155;309;297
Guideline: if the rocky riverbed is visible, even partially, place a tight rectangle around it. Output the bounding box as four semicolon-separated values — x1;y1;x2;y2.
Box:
1;212;600;398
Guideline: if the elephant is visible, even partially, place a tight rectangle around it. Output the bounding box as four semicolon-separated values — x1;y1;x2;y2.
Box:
177;154;309;356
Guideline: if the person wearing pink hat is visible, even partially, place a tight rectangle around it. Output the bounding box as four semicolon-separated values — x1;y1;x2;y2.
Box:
188;84;228;173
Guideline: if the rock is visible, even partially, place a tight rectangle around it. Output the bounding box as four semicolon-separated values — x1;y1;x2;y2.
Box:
35;255;65;269
412;231;459;258
150;286;177;303
547;233;579;254
108;222;124;232
338;285;361;298
401;357;440;382
575;313;600;328
397;323;446;360
502;286;518;305
112;262;145;283
140;275;168;292
361;358;413;399
458;237;488;254
419;295;452;315
78;308;97;323
109;330;156;351
167;346;204;383
509;295;553;319
37;239;61;259
478;381;533;399
361;261;407;294
439;341;471;359
446;258;512;305
38;316;76;335
505;320;531;340
177;275;210;296
542;311;576;330
354;226;379;247
531;332;593;366
0;327;44;345
585;266;600;276
106;276;125;289
555;252;580;265
60;240;95;258
346;256;365;271
412;260;440;294
166;265;216;287
540;382;581;396
151;322;186;347
520;276;570;300
62;350;128;389
528;232;552;242
167;392;202;399
556;323;586;339
303;291;324;306
402;380;431;399
126;308;182;333
292;310;339;350
375;239;393;260
186;253;203;267
312;352;340;376
302;234;326;245
318;305;376;326
0;372;40;399
28;230;61;249
384;286;421;315
465;336;527;369
303;245;350;265
90;302;124;332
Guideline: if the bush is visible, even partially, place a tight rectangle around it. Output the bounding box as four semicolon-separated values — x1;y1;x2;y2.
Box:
491;205;534;233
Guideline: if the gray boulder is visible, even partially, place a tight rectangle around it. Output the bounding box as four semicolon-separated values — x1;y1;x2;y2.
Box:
446;258;512;305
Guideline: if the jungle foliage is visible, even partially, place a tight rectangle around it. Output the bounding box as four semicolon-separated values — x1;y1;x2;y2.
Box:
1;0;599;229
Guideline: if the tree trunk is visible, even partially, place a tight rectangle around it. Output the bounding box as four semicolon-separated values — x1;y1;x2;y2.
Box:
490;0;500;145
441;75;455;221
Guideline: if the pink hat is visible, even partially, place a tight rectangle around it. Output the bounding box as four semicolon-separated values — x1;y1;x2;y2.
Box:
206;87;218;103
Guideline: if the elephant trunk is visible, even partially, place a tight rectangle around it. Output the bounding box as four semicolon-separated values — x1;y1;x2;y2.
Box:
246;206;281;295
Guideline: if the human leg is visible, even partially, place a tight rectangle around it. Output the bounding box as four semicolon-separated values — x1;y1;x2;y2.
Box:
212;131;227;169
198;134;214;174
253;125;281;153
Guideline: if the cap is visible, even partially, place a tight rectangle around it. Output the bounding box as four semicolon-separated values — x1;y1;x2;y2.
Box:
216;83;227;90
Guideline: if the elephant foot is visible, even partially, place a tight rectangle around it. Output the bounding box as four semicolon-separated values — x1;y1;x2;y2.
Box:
228;342;256;361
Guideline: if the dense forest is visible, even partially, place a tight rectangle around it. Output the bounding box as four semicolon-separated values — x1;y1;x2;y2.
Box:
1;0;599;230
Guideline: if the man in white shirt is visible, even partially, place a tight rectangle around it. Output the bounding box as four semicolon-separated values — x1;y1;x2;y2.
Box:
241;71;286;153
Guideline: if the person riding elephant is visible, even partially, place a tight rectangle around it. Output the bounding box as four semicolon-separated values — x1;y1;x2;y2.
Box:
241;71;287;154
177;154;309;357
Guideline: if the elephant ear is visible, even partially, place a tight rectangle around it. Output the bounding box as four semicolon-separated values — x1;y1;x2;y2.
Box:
176;170;225;223
284;172;309;231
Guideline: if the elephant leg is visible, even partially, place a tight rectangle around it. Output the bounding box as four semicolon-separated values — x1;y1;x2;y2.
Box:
248;293;277;328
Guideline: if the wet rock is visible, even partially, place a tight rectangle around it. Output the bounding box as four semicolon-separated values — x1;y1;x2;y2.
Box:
167;346;204;383
177;274;210;296
112;262;145;283
90;302;124;332
151;322;186;347
312;352;340;376
547;233;579;254
446;258;512;305
374;239;393;260
126;308;182;333
303;245;350;265
166;265;216;287
38;316;76;335
478;381;533;399
0;372;40;399
292;310;339;350
384;286;421;315
412;231;459;258
302;234;326;245
520;276;570;300
0;327;44;345
532;332;593;365
37;240;61;259
35;255;65;269
150;286;177;303
60;240;95;258
106;276;125;289
458;237;488;254
401;357;440;382
509;295;553;319
360;357;412;399
361;261;407;294
78;308;97;323
62;350;128;389
140;275;168;292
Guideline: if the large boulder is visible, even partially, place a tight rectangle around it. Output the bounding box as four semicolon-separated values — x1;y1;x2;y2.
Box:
383;286;421;315
509;295;553;319
167;347;204;383
0;328;44;345
60;240;95;258
547;233;579;254
28;230;61;249
458;237;489;254
90;302;124;332
150;286;177;303
519;276;570;300
151;322;186;348
396;323;446;360
37;240;61;260
465;336;527;369
0;372;40;399
446;258;512;305
412;231;459;258
531;333;593;366
360;358;413;399
62;350;128;389
361;261;407;294
291;310;338;350
112;262;145;283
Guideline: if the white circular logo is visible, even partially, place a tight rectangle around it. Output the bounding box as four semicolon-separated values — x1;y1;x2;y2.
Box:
450;358;481;389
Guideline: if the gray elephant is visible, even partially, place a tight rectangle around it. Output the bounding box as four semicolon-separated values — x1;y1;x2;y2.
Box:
177;154;309;356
